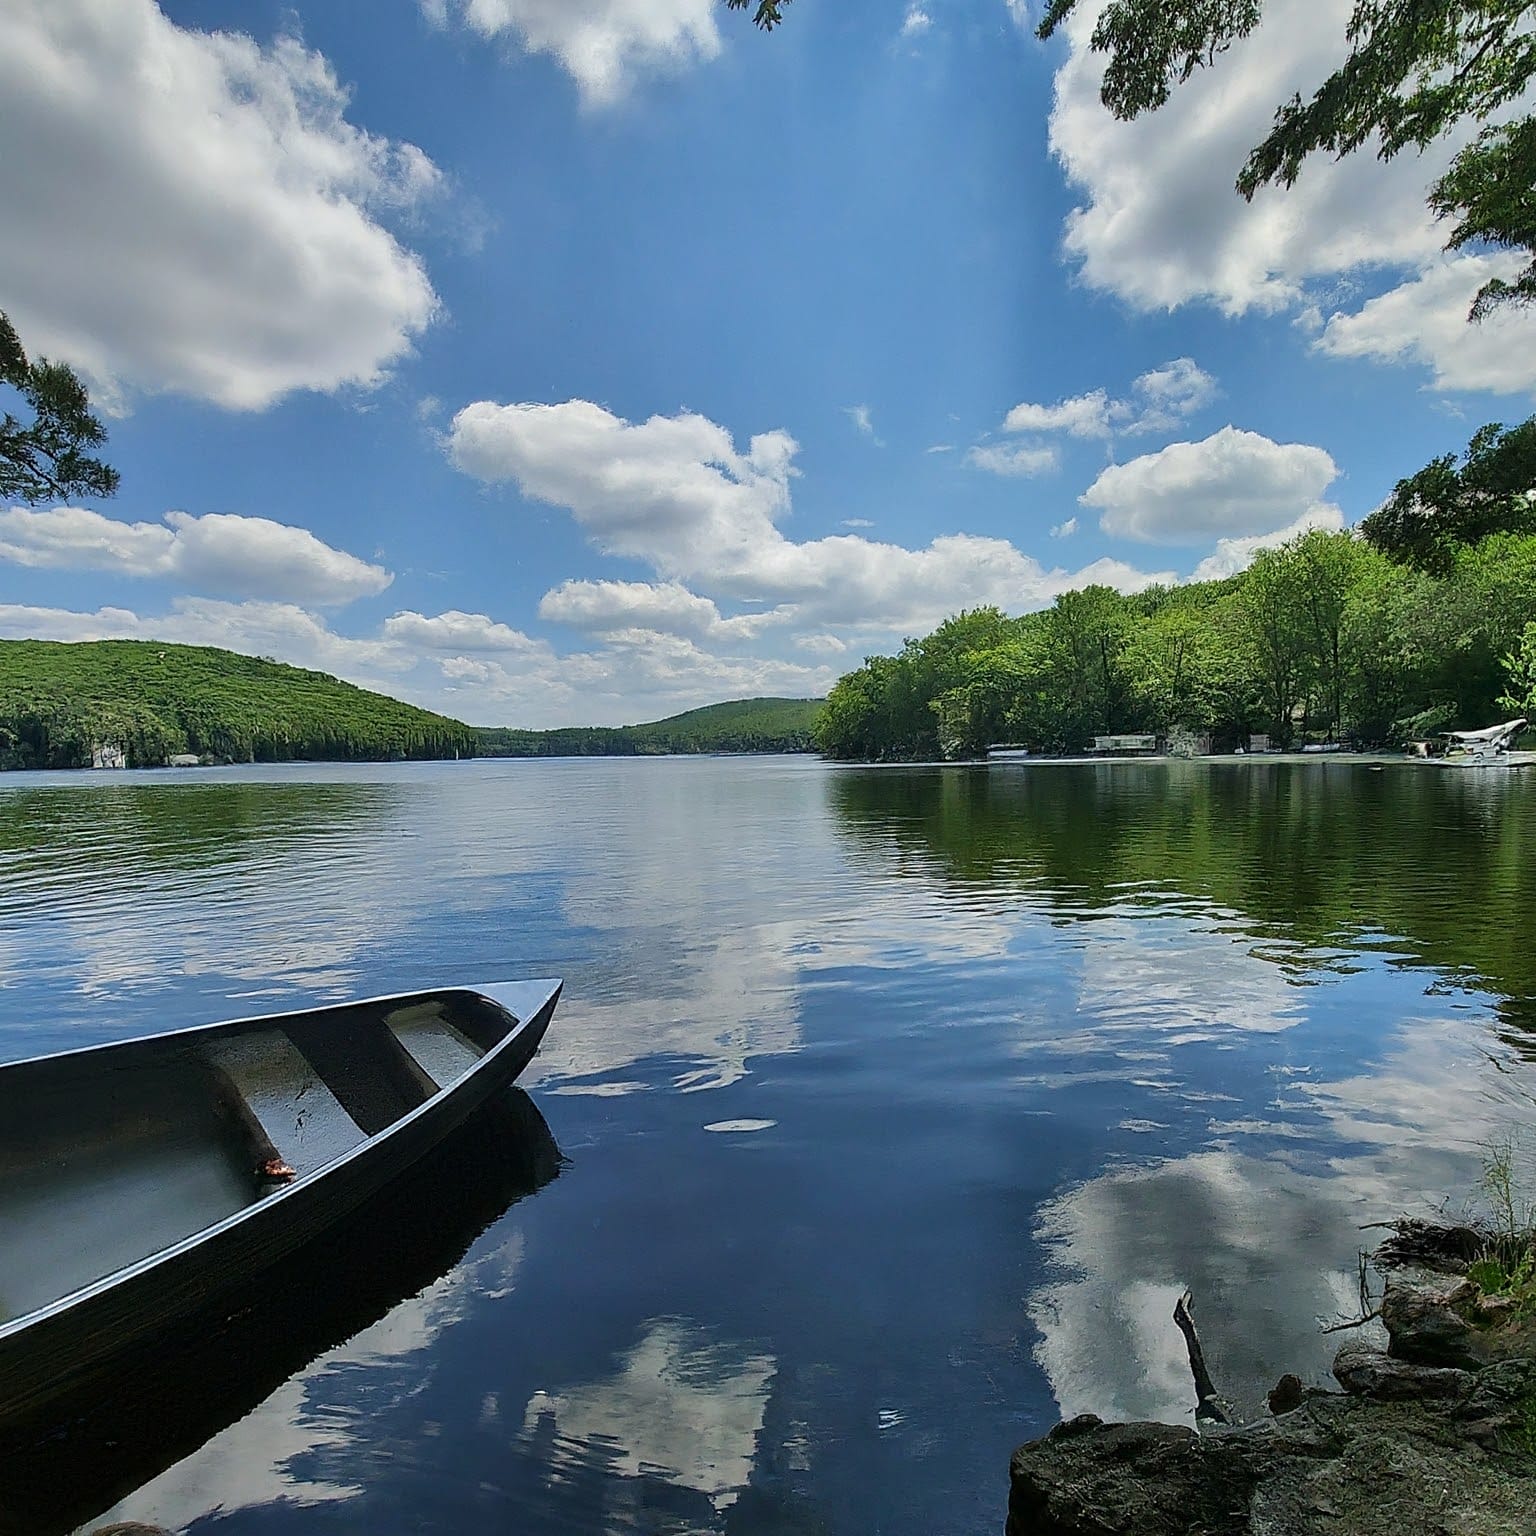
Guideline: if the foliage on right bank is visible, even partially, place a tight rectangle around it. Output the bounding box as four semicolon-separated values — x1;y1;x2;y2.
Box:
816;418;1536;760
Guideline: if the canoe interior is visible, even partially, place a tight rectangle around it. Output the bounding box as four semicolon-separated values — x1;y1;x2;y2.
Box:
0;991;514;1329
0;1088;561;1536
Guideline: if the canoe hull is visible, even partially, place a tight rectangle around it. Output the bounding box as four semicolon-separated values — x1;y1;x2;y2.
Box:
0;979;560;1427
0;1089;561;1536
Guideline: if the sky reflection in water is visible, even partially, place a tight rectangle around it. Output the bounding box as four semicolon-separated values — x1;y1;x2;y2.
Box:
1;758;1533;1534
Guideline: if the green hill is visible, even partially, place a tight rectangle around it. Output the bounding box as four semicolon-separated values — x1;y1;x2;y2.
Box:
474;697;825;757
0;641;824;769
0;639;474;769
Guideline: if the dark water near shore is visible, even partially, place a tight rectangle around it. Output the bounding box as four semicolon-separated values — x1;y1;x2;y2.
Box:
3;756;1535;1534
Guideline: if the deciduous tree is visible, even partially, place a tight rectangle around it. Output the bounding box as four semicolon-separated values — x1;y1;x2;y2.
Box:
1361;415;1536;572
726;1;791;29
1231;543;1313;746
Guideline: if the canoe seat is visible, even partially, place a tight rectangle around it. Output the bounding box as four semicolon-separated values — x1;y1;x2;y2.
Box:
204;1031;366;1181
385;1003;485;1091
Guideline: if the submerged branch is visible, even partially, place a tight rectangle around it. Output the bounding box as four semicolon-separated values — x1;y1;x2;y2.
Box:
1173;1289;1230;1425
1320;1308;1382;1335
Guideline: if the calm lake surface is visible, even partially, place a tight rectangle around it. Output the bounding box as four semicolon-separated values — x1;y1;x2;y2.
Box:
4;755;1536;1534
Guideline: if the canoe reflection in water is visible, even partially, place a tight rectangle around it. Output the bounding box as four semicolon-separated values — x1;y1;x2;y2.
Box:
0;1088;562;1536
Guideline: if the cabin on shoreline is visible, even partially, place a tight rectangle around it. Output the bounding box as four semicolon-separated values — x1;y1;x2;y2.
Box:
1088;734;1158;755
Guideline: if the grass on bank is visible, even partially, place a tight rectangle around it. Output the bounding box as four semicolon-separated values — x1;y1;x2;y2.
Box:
1468;1135;1536;1319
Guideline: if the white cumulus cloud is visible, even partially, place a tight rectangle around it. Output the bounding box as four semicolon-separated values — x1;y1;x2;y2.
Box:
1044;0;1536;393
382;610;542;651
1317;254;1536;396
427;0;721;106
447;400;796;588
447;398;1175;635
1079;427;1341;545
1002;391;1112;439
0;1;439;410
1190;506;1346;581
539;579;789;640
796;633;848;655
0;507;392;604
996;360;1216;448
1123;359;1220;434
966;443;1061;477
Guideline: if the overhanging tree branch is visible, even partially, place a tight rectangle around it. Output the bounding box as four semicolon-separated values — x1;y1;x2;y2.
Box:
0;311;119;507
724;0;792;29
1032;0;1536;320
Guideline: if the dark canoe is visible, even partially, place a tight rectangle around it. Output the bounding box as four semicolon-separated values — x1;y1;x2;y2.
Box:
0;979;561;1428
0;1089;563;1536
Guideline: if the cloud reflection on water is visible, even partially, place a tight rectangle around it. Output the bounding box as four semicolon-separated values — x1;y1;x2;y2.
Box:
520;1318;776;1513
1028;1011;1532;1426
1071;909;1307;1045
1030;1150;1372;1425
97;1235;528;1527
102;1304;777;1533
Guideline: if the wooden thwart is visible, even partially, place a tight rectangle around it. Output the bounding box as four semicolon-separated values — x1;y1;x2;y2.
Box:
204;1032;366;1180
385;1004;486;1091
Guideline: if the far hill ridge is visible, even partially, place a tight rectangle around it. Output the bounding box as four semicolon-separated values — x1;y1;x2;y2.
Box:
0;640;824;768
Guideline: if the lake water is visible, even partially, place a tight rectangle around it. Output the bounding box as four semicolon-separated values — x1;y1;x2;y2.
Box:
3;756;1535;1535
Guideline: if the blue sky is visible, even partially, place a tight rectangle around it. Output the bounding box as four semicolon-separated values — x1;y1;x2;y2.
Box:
2;0;1533;727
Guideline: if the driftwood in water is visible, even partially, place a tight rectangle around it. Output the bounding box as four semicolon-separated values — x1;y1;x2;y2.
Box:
1173;1289;1230;1425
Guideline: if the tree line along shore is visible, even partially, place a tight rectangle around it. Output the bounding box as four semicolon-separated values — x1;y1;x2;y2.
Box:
814;412;1536;761
814;527;1536;761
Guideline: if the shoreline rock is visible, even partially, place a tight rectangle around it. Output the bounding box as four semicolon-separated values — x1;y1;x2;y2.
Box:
1008;1260;1536;1535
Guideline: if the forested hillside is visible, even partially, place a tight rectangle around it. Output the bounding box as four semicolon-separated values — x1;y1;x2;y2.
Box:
475;697;823;756
0;640;474;769
816;530;1536;760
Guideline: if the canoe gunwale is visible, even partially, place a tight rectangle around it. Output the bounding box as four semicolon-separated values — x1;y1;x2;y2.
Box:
0;977;558;1076
0;979;561;1355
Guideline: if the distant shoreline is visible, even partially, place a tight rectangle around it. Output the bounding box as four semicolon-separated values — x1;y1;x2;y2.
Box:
833;750;1536;769
0;746;824;776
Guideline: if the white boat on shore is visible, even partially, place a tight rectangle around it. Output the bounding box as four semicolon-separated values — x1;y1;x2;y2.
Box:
1441;718;1527;765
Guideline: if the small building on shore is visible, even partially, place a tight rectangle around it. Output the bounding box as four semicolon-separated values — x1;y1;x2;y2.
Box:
1088;734;1158;755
